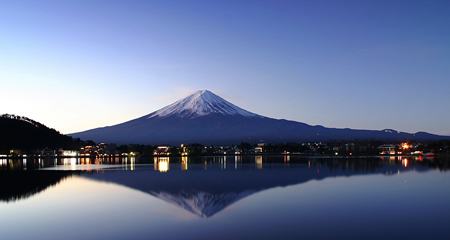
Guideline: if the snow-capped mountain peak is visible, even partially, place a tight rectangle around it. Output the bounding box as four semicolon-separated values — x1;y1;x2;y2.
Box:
147;90;262;119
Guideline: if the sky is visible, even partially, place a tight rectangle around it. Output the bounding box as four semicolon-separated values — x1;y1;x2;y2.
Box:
1;0;449;135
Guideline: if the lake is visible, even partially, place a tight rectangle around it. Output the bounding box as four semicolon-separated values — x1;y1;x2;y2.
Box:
1;155;449;240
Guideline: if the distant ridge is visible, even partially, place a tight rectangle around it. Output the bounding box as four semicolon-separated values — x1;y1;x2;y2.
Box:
69;90;449;145
0;114;79;152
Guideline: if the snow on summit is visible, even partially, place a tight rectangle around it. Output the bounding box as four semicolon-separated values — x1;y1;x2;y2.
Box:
147;90;262;119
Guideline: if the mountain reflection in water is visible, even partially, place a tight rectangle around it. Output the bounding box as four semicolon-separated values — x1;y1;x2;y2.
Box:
1;156;447;218
1;156;449;240
81;156;439;218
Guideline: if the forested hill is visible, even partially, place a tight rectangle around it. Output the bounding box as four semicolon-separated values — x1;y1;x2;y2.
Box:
0;114;80;153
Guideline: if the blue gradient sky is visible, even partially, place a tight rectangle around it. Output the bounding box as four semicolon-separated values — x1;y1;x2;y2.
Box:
1;0;449;135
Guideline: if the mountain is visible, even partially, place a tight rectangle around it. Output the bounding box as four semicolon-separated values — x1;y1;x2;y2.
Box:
69;90;448;145
0;114;80;153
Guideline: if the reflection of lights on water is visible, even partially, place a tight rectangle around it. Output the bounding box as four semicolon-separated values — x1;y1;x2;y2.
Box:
71;158;77;170
63;158;78;166
121;157;135;171
222;157;226;170
7;160;14;169
255;156;262;169
79;158;90;165
122;157;128;170
130;157;135;171
159;161;168;172
60;158;78;170
154;157;169;172
234;156;242;169
402;159;408;167
284;155;290;167
181;156;188;170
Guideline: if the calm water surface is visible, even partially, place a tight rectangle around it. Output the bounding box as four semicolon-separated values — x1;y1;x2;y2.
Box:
1;155;449;240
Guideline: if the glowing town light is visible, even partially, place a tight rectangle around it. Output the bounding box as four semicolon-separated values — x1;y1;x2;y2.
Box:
62;150;77;157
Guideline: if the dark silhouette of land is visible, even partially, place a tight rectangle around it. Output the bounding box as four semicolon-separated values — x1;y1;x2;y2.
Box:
0;114;86;154
0;171;76;202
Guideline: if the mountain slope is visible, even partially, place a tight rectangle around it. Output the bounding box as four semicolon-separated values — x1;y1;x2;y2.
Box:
69;90;448;145
0;114;79;152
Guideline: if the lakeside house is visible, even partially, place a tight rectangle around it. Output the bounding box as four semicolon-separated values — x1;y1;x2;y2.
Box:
154;146;171;156
378;144;397;155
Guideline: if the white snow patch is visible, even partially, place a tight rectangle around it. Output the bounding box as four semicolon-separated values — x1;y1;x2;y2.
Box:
147;90;262;119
